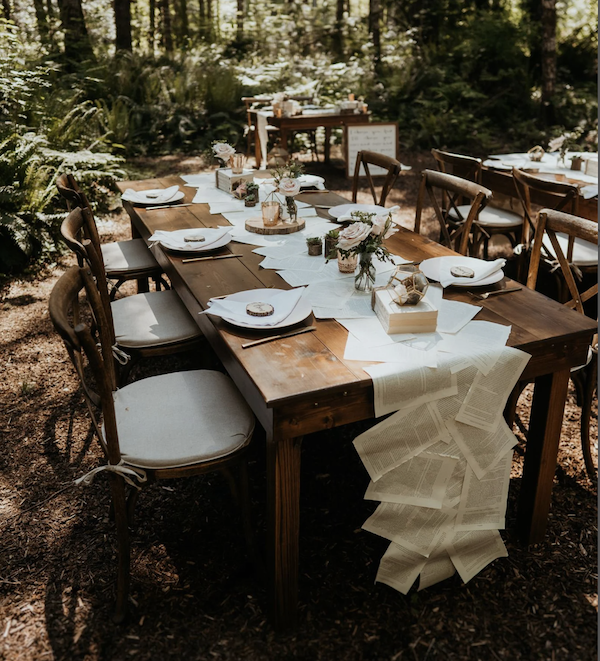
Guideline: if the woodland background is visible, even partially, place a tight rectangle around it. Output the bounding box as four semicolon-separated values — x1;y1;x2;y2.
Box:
0;0;597;274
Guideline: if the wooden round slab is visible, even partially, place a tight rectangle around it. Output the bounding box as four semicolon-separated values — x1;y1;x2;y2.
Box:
245;217;305;235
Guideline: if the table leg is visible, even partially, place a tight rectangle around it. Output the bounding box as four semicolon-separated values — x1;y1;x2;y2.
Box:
516;368;570;545
128;215;150;293
266;433;303;631
324;127;332;163
280;127;290;155
254;120;262;169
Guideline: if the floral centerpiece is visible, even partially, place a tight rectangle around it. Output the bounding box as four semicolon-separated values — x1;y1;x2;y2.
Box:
271;161;304;223
213;142;236;167
336;211;399;291
548;123;598;167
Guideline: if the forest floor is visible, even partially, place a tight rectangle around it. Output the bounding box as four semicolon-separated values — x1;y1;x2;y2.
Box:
0;150;597;661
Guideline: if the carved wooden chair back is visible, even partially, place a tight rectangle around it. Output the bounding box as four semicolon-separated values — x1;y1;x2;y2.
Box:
352;150;402;206
414;169;492;255
431;149;482;182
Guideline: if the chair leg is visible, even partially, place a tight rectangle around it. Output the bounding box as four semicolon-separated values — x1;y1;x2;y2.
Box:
109;278;127;301
579;357;598;482
108;474;131;624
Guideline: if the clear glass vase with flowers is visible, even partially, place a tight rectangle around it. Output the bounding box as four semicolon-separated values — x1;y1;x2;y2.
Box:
271;161;304;223
336;211;399;292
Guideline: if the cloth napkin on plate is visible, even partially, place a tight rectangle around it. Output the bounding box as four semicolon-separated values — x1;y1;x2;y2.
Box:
202;288;306;327
439;257;506;288
148;228;230;251
122;185;180;204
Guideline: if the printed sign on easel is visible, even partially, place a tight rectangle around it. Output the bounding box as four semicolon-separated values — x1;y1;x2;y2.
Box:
344;123;399;178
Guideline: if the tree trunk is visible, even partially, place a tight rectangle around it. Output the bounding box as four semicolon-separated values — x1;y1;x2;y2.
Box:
161;0;173;53
198;0;205;38
178;0;188;41
333;0;344;57
2;0;10;20
369;0;381;67
149;0;156;51
32;0;50;42
56;0;94;61
114;0;132;51
236;0;243;42
206;0;213;40
540;0;556;123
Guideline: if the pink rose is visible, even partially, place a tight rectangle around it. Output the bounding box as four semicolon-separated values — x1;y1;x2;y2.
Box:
337;222;372;251
278;177;301;197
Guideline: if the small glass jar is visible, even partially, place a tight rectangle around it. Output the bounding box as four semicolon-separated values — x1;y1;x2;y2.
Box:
230;153;245;174
337;251;358;273
262;201;280;227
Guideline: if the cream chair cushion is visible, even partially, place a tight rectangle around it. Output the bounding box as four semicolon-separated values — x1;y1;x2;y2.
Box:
542;233;598;267
101;238;160;274
111;290;201;348
112;370;255;468
451;205;523;228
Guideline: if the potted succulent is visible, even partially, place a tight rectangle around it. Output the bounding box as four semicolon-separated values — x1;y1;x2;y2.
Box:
324;229;340;259
306;237;323;256
244;182;260;207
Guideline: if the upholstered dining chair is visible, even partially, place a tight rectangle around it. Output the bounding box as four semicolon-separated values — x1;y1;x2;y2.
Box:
512;168;593;287
56;173;167;300
431;149;524;259
49;264;257;622
521;209;597;480
61;206;202;383
414;169;492;256
351;151;402;207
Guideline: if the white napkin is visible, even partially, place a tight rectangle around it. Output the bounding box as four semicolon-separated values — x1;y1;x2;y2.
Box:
202;288;306;327
439;258;505;288
148;228;230;251
122;185;180;204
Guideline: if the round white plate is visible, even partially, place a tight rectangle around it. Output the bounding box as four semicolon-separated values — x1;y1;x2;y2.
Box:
132;190;185;205
420;256;504;287
297;174;325;189
329;203;388;220
219;288;312;330
158;228;232;253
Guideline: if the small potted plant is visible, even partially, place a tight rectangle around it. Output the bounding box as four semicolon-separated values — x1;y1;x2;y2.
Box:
324;229;340;259
244;182;260;207
306;237;323;256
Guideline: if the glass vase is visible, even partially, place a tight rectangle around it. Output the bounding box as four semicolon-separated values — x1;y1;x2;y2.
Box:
285;196;298;223
354;252;376;292
337;251;358;273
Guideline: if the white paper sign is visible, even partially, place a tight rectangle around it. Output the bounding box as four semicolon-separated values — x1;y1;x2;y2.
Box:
345;123;398;177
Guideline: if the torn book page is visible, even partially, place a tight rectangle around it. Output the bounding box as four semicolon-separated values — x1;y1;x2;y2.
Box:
447;529;508;584
455;449;513;531
375;543;428;595
455;346;531;432
363;502;456;557
437;299;482;334
446;418;517;480
438;320;512;374
337;317;415;348
364;453;458;509
365;359;458;418
431;365;479;423
418;549;456;590
353;403;448;481
344;333;438;366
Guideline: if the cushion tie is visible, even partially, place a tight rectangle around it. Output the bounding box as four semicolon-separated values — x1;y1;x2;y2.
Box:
75;460;147;490
112;345;131;365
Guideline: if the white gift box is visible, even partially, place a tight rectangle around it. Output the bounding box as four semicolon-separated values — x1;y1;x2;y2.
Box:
215;168;255;194
372;288;438;334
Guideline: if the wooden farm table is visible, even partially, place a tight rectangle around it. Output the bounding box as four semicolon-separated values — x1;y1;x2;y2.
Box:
118;177;596;630
251;109;370;167
481;166;598;222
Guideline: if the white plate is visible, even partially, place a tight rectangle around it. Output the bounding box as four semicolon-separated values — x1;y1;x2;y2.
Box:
156;228;232;253
420;256;504;287
219;288;312;330
297;174;325;189
329;203;388;220
131;190;185;205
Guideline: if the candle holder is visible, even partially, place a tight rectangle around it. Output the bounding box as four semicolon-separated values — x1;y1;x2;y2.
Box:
262;201;280;227
230;153;246;174
337;251;358;273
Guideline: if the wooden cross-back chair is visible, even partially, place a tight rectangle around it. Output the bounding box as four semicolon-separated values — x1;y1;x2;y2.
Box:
524;209;598;480
432;149;524;259
48;264;257;623
351;151;402;207
61;206;202;384
414;169;492;256
56;173;167;300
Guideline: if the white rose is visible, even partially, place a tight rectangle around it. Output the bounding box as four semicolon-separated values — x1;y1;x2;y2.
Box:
213;143;236;160
384;223;399;240
278;177;301;197
337;222;372;251
370;213;388;236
